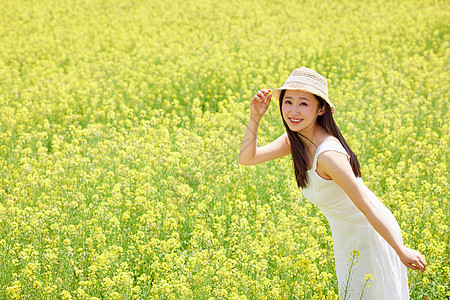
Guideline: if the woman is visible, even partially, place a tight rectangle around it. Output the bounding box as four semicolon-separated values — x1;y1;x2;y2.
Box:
238;67;426;299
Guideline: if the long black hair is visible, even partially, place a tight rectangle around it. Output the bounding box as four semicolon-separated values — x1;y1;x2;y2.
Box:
278;89;361;188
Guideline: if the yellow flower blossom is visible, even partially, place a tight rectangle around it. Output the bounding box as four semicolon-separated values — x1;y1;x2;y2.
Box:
0;0;447;298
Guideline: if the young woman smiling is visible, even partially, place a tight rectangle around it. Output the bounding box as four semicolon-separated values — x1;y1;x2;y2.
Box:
239;67;426;299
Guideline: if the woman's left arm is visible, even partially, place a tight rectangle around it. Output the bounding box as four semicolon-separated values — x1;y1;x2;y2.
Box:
317;151;427;273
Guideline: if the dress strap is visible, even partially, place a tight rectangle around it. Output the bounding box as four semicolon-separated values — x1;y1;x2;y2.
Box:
312;140;350;170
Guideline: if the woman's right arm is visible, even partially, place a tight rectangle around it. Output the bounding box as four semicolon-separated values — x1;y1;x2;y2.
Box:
238;89;291;165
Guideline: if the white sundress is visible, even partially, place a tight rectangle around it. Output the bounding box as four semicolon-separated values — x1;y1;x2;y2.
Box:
300;140;409;299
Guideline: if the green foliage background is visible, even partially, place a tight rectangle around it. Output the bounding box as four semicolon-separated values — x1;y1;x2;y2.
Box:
0;0;448;299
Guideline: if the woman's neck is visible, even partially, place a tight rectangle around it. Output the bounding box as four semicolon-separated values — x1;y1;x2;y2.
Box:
296;126;330;148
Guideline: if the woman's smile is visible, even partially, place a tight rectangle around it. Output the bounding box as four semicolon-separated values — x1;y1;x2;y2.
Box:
288;117;303;124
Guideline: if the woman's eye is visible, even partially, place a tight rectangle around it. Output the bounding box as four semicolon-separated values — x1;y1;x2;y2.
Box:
300;102;308;106
284;100;291;104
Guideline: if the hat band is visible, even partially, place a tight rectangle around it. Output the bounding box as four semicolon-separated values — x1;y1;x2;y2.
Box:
281;82;329;100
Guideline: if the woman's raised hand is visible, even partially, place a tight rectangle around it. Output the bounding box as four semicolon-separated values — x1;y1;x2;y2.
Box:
250;89;272;118
399;246;427;273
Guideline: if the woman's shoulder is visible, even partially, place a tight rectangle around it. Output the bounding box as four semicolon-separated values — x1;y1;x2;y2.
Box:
318;136;341;148
284;132;291;147
317;137;348;156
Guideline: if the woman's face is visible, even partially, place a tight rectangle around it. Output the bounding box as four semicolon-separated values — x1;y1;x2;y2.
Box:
281;90;324;133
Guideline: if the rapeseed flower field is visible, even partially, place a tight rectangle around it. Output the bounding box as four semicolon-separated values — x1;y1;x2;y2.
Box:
0;0;448;299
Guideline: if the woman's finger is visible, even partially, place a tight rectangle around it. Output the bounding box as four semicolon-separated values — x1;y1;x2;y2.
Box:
420;257;427;269
415;252;426;272
420;254;427;266
415;260;425;273
257;91;267;102
252;94;262;103
265;93;272;105
253;89;271;105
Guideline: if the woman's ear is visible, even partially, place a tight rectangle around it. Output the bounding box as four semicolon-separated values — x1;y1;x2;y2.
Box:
318;106;325;116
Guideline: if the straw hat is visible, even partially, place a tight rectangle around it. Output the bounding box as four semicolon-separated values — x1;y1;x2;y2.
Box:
271;67;335;114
